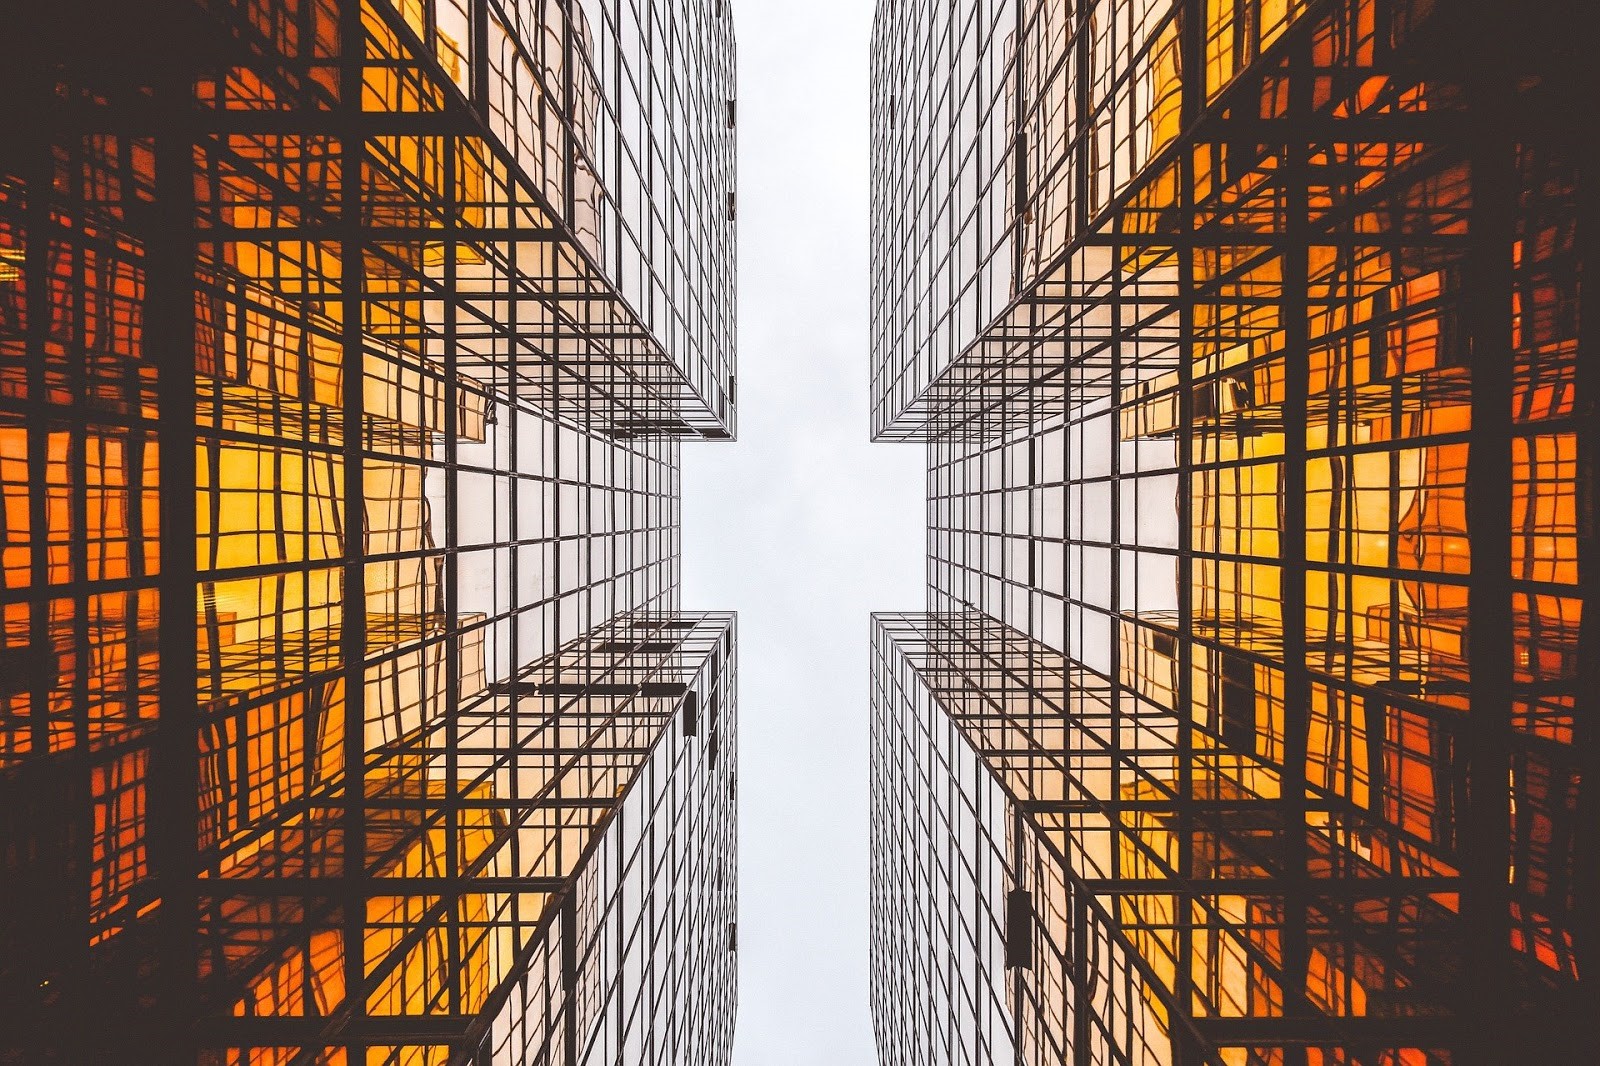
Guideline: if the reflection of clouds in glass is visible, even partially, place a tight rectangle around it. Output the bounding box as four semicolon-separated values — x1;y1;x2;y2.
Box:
866;0;1590;1059
434;406;679;682
928;394;1180;675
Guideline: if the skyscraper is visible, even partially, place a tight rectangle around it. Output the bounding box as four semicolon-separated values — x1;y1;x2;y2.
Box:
869;0;1593;1063
0;1;738;1062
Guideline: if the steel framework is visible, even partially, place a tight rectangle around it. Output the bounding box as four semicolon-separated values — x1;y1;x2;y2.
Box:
0;0;739;1062
870;0;1593;1063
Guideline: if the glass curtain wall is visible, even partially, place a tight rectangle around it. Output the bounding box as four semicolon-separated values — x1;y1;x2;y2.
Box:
0;1;739;1062
869;0;1592;1062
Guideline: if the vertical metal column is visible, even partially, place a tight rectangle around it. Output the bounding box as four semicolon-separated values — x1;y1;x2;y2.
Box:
151;57;201;1064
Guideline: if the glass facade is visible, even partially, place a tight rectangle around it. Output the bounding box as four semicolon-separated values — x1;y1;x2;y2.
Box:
870;0;1592;1063
0;0;738;1062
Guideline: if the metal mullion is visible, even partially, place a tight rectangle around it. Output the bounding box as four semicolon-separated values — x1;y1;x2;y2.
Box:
1457;19;1518;1061
22;81;53;764
149;59;203;1063
504;154;526;959
438;117;466;1022
64;131;97;789
334;1;368;1057
1269;30;1316;1055
1571;16;1600;1038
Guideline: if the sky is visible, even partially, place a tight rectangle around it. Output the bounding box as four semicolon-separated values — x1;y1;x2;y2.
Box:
681;2;925;1062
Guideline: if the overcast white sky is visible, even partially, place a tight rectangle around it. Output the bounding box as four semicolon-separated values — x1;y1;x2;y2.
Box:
682;2;924;1061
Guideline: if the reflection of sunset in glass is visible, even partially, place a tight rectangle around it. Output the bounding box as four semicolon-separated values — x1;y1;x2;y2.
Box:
1;0;739;1061
870;0;1589;1061
3;0;1591;1059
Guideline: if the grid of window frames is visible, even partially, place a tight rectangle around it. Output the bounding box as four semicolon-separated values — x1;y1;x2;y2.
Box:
460;612;739;1065
0;0;738;1062
871;613;1043;1066
871;0;1593;1062
872;612;1183;1066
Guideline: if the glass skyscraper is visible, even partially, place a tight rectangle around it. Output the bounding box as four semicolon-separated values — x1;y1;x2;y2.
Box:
869;0;1592;1063
0;1;738;1062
